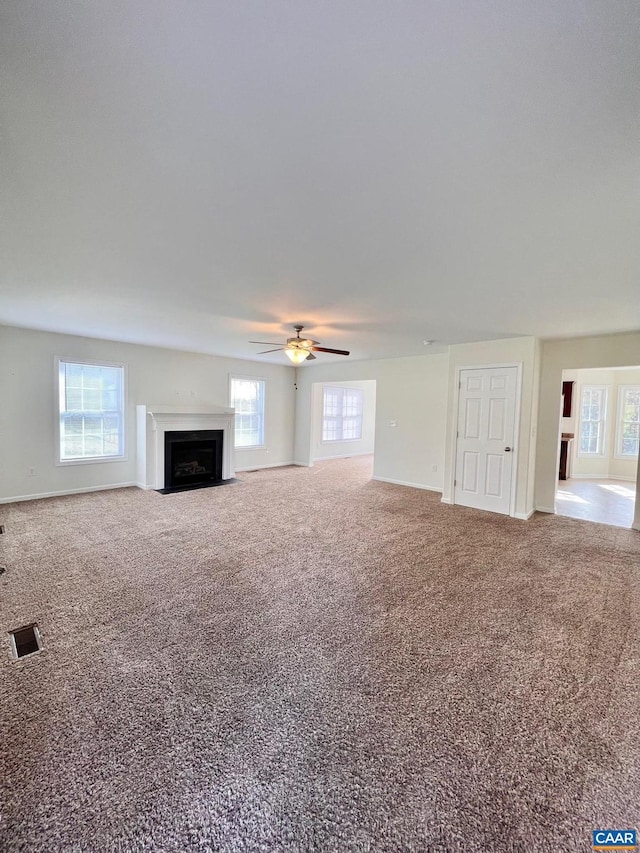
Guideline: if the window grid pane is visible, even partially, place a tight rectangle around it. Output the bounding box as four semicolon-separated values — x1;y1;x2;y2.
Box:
618;387;640;457
59;362;124;461
231;378;265;448
579;386;606;456
322;386;363;442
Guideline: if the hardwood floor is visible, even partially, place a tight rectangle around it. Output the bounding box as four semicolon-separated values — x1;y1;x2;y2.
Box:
555;477;637;528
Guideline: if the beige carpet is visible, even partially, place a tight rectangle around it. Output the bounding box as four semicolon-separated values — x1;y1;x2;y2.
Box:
1;456;638;852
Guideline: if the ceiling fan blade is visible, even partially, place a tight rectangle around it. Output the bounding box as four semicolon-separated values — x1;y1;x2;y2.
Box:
250;341;285;346
310;346;350;356
257;348;286;354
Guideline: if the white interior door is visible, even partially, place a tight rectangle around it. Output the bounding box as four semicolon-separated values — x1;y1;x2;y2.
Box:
455;366;518;514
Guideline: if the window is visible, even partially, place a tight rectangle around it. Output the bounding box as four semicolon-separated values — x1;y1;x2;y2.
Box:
578;386;607;456
57;359;125;463
322;385;363;442
616;386;640;458
230;377;265;448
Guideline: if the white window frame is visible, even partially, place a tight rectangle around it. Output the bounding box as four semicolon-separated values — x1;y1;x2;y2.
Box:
229;375;266;450
321;385;364;443
55;357;126;466
577;385;608;457
615;385;640;459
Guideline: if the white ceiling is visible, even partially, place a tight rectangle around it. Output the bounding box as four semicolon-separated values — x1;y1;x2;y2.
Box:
1;1;638;364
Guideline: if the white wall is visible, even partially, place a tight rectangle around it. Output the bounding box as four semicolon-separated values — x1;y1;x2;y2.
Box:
0;325;296;502
294;354;449;491
310;380;376;461
535;332;640;529
527;338;542;514
442;336;539;519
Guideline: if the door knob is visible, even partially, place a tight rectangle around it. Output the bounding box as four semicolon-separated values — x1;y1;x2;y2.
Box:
504;446;512;452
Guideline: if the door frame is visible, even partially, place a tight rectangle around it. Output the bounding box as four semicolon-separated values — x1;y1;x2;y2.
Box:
449;362;523;517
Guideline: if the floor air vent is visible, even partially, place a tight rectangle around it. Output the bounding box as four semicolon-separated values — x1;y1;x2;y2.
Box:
10;624;42;659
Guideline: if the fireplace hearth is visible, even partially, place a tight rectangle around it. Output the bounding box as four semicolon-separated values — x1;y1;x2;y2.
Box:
163;430;225;493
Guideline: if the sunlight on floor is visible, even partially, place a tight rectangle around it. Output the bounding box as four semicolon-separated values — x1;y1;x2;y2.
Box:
555;491;588;504
599;483;635;499
555;478;636;529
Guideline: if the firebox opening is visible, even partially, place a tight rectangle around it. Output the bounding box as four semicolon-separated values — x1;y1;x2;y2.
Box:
164;429;224;492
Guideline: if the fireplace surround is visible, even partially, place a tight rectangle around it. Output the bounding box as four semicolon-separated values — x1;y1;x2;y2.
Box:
136;406;235;491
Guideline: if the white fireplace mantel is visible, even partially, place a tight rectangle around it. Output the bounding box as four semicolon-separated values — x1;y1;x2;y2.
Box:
136;405;235;490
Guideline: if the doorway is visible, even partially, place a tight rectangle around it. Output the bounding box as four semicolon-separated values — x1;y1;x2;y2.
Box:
555;367;639;528
310;380;377;464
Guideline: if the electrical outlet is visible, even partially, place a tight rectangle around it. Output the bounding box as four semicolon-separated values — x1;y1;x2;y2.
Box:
432;464;438;472
28;467;36;476
389;419;398;428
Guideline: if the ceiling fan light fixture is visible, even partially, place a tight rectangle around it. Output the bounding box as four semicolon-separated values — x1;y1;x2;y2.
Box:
285;347;310;364
250;325;348;361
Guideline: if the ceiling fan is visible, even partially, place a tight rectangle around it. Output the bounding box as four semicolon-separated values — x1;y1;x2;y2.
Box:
250;325;350;364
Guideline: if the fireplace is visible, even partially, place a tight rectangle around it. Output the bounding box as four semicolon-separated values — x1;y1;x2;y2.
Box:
136;405;235;491
164;430;223;491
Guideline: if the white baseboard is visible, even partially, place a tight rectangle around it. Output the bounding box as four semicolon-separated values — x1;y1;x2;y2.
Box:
439;498;536;518
312;451;374;462
235;461;297;472
372;475;442;493
292;460;313;468
535;505;556;514
0;481;138;505
513;508;536;520
567;473;636;482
